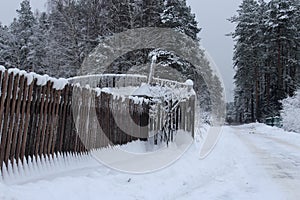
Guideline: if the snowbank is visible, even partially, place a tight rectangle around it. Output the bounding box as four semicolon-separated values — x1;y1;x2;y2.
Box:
0;125;289;200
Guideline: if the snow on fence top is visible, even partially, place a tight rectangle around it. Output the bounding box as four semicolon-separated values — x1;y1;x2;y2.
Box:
68;74;192;88
1;67;68;90
0;67;195;102
68;74;196;107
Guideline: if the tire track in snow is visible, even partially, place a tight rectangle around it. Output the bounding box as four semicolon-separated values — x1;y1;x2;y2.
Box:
233;127;300;200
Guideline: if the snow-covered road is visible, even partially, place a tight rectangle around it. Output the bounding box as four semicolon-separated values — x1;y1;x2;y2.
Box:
0;124;299;200
233;125;300;200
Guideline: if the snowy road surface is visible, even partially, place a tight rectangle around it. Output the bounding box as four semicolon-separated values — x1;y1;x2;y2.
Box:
0;124;300;200
233;124;300;200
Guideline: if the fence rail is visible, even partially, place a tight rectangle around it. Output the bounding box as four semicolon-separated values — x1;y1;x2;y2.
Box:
0;69;195;171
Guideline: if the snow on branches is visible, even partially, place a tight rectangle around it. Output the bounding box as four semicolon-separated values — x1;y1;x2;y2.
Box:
281;90;300;133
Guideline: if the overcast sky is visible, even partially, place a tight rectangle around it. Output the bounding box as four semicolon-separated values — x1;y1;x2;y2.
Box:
0;0;242;102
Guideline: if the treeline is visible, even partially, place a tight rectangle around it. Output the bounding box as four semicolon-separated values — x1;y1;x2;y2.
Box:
0;0;199;78
0;0;226;120
230;0;300;123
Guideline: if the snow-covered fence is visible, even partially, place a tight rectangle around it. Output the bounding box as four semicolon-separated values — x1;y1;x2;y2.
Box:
0;67;196;173
147;95;196;144
0;68;86;172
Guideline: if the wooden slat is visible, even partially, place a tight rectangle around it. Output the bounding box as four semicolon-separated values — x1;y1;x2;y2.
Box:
0;72;8;166
0;71;8;128
80;88;88;151
64;86;73;152
117;97;122;145
39;81;51;155
0;72;14;167
50;89;61;155
44;82;54;155
34;84;47;155
4;74;19;164
20;80;34;160
58;85;69;152
95;94;102;148
10;75;25;162
73;86;81;153
190;96;196;138
15;77;29;162
25;79;38;158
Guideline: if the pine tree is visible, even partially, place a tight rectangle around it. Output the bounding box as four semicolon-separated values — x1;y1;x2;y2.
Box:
0;24;15;66
45;0;84;77
161;0;200;40
28;12;50;74
10;0;36;70
231;0;300;122
230;0;261;122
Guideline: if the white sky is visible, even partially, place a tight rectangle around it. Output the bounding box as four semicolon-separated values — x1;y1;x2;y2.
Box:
0;0;242;102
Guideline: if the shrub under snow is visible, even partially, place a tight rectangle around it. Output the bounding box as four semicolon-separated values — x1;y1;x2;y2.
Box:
281;90;300;133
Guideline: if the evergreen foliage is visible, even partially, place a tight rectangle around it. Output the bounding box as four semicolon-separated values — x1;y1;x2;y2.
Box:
230;0;300;123
0;0;224;122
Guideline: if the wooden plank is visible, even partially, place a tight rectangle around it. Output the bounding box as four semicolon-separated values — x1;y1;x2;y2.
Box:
44;83;55;155
0;71;2;90
0;71;8;167
108;93;113;144
34;84;47;155
39;81;51;155
58;85;69;152
88;90;95;149
0;71;8;128
0;72;14;167
25;79;38;158
187;99;191;133
64;86;73;152
67;86;74;152
86;90;94;150
4;74;19;164
74;86;82;153
19;76;34;160
110;94;115;144
50;89;61;155
181;102;186;131
130;99;135;142
190;96;196;138
95;94;102;148
117;97;122;145
80;87;88;153
25;79;41;156
141;101;149;141
81;88;89;151
15;77;29;162
54;92;63;152
10;75;25;162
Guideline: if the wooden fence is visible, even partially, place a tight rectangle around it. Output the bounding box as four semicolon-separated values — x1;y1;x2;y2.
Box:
0;69;195;171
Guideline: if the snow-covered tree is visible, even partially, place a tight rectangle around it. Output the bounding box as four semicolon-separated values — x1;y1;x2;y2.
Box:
161;0;200;40
230;0;300;123
27;12;49;74
0;24;15;66
230;0;261;123
10;0;36;70
281;90;300;133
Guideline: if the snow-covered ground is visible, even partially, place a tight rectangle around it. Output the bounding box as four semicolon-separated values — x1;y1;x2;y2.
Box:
0;124;300;200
